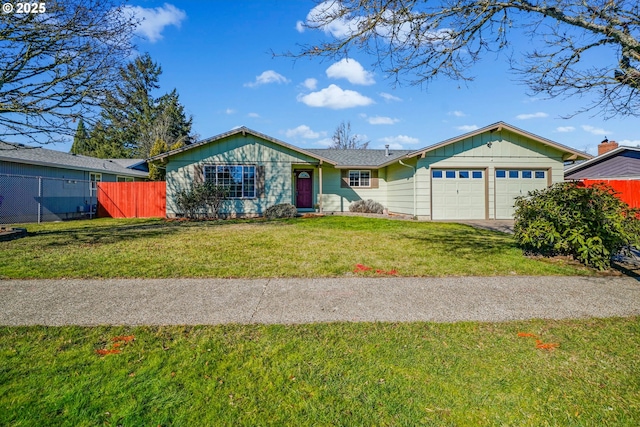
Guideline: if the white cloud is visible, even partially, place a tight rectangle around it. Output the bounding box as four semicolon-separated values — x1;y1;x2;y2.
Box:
449;111;466;117
295;20;305;33
515;112;549;120
582;125;611;136
305;1;452;46
285;125;323;139
619;139;640;146
225;108;236;115
366;115;399;125
316;138;334;147
379;135;420;147
247;112;260;118
379;92;402;102
297;84;374;109
244;70;290;88
582;125;610;136
556;126;575;132
456;125;479;132
326;58;375;85
124;3;187;43
305;1;363;38
302;78;318;90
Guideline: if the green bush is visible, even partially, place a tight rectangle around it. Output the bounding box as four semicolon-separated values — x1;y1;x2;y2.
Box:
264;203;297;219
175;182;229;219
514;181;640;270
349;199;385;214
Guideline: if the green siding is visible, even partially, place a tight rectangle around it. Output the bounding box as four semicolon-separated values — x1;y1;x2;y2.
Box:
416;129;564;219
166;134;319;216
386;160;415;215
319;165;388;212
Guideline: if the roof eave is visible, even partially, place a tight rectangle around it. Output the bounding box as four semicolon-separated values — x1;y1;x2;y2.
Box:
147;126;338;166
409;121;593;161
564;146;639;175
0;156;149;177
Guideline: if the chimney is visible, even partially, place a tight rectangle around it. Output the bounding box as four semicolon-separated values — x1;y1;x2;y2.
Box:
598;137;618;156
385;144;390;156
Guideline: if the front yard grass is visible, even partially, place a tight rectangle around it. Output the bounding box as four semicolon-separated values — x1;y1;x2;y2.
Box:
1;318;639;426
0;216;595;278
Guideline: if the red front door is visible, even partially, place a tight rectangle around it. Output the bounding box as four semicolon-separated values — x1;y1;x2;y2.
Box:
295;170;313;208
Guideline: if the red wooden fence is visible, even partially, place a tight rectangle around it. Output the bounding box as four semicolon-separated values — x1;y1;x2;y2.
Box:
97;182;166;218
580;179;640;208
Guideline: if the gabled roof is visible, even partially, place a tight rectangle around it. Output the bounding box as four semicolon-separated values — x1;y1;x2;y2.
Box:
305;148;413;168
408;122;592;161
564;145;640;178
0;142;148;177
148;126;338;165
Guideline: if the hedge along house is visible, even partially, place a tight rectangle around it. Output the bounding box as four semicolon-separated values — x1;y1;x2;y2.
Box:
149;122;591;220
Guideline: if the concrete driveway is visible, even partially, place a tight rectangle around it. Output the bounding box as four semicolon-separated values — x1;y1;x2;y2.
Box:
1;276;638;326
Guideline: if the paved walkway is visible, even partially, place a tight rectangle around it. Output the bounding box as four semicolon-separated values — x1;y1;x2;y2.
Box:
1;276;638;326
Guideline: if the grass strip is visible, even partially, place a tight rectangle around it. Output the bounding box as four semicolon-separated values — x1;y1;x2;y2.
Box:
1;318;639;426
1;216;594;278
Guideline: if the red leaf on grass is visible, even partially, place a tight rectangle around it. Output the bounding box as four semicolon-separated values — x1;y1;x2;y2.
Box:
517;332;538;338
535;340;559;350
354;264;372;272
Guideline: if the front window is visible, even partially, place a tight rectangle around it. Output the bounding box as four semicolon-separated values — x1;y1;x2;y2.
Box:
90;173;101;196
349;170;371;187
204;165;256;198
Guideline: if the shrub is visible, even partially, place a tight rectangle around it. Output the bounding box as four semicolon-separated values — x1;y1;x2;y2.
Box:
514;181;640;270
349;199;384;214
175;181;229;219
264;203;297;219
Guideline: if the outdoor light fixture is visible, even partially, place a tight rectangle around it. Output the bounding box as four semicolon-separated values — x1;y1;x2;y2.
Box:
487;141;492;148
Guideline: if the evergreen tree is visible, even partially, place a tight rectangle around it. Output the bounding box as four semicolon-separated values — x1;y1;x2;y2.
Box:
88;53;193;159
69;119;91;155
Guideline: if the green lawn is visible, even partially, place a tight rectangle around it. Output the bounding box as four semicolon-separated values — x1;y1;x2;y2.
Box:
1;318;639;426
1;216;595;278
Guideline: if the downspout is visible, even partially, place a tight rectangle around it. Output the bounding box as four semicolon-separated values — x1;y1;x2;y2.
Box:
398;159;416;219
318;161;323;213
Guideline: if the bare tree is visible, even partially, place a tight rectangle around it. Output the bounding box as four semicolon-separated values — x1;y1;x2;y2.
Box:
293;0;640;118
0;0;138;143
331;121;370;149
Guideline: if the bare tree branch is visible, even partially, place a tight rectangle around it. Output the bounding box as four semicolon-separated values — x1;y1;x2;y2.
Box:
0;0;138;143
288;0;640;117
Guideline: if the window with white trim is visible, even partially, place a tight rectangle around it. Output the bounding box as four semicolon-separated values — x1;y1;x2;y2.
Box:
204;165;256;198
90;173;101;196
349;170;371;187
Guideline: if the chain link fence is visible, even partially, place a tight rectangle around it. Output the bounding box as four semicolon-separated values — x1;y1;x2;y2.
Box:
0;173;97;224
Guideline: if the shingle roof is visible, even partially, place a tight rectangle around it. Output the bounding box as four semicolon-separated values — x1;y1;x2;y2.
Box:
305;148;414;167
0;142;148;177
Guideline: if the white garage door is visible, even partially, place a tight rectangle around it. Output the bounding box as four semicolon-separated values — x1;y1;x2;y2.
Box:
431;169;486;220
495;169;548;219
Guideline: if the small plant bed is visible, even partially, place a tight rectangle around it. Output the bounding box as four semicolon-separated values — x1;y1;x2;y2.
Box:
0;216;597;279
1;318;639;426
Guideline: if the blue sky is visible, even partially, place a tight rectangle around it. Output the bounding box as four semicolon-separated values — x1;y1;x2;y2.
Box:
56;1;640;155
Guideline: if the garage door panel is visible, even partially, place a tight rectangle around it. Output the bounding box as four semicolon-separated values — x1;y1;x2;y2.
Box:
495;169;548;219
431;169;486;220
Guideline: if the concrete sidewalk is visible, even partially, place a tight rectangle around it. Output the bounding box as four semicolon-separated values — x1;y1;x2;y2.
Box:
1;276;638;326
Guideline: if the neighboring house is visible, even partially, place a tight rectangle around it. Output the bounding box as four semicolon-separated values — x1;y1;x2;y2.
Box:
0;141;148;223
565;141;640;208
149;122;591;220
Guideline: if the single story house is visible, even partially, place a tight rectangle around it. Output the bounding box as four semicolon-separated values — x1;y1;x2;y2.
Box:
149;122;591;220
0;141;148;223
565;141;640;208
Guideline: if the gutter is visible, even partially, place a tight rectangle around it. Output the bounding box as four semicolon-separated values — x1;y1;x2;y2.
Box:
398;159;417;219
